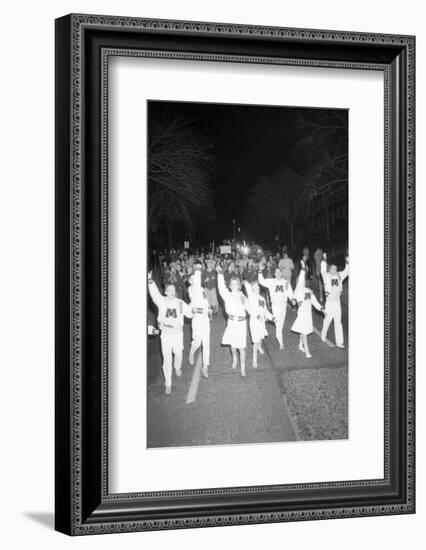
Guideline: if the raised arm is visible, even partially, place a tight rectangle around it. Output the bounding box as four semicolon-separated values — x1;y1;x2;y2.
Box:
258;271;272;289
147;272;163;308
191;265;203;295
216;269;229;301
193;266;202;288
243;280;253;300
320;253;328;279
188;265;202;303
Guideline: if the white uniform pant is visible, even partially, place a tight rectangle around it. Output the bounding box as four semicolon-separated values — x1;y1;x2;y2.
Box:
160;331;183;388
272;302;287;346
321;301;344;346
190;317;210;366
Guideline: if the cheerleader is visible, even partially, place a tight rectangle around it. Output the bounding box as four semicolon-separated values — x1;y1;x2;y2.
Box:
291;264;324;359
216;265;249;377
187;265;211;378
147;272;192;394
244;280;274;368
258;262;294;350
320;252;349;348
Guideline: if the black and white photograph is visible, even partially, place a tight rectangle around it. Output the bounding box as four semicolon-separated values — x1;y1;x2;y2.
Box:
146;100;349;448
0;0;418;544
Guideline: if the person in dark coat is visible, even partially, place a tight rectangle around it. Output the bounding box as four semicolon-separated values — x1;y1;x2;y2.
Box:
295;252;314;284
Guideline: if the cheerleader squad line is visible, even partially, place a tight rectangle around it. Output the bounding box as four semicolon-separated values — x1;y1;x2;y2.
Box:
148;251;349;395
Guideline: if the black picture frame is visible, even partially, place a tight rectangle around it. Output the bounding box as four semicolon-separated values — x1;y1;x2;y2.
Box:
55;13;415;535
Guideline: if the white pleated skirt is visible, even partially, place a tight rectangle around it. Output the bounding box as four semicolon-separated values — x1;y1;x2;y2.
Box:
291;311;313;335
222;318;247;349
249;317;268;343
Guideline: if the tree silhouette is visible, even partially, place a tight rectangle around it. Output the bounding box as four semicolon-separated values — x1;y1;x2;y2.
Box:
246;111;347;248
290;110;348;239
148;108;214;248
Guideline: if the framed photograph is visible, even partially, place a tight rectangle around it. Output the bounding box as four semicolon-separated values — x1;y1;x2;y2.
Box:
55;14;415;535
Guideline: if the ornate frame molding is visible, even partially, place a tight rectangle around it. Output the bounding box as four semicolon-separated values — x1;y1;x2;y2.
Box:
55;14;415;535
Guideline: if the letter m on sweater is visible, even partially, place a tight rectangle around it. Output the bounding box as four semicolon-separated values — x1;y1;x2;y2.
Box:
166;308;177;318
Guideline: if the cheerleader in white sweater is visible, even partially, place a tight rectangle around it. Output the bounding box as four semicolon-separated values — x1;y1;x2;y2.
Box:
148;272;193;394
258;263;294;350
291;263;324;359
320;252;349;348
188;264;211;378
244;280;274;368
216;264;249;377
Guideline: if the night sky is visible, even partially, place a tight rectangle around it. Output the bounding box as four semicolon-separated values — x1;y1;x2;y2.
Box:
148;100;347;245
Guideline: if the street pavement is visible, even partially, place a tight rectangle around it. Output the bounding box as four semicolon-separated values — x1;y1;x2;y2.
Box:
147;291;348;448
